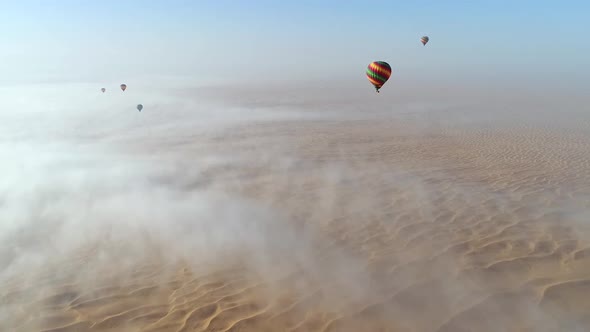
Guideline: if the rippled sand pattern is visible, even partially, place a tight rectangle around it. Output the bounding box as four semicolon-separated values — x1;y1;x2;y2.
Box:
2;114;590;331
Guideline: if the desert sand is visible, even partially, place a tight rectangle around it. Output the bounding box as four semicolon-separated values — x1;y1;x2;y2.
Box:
1;87;590;331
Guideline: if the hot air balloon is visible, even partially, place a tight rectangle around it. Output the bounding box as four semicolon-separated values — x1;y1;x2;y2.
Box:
101;88;106;93
366;61;392;93
120;84;127;92
137;104;143;112
421;36;429;46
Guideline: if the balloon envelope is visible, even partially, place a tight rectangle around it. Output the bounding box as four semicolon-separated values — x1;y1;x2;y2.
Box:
366;61;392;92
120;84;127;91
137;104;143;112
421;36;429;45
101;88;105;93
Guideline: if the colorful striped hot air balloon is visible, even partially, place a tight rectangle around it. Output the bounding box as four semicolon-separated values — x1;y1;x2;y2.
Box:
366;61;392;93
421;36;429;46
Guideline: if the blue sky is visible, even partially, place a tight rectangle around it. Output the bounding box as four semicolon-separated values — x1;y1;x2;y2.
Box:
1;1;588;87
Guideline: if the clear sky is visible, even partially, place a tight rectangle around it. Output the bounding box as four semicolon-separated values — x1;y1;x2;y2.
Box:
1;0;588;88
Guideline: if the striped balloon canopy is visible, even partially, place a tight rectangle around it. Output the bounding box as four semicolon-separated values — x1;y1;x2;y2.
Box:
421;36;429;45
366;61;392;93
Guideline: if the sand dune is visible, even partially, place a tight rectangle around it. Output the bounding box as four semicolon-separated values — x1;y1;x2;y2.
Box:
1;103;590;331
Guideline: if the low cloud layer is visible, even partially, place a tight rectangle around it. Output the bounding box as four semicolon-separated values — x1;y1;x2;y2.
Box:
1;81;589;331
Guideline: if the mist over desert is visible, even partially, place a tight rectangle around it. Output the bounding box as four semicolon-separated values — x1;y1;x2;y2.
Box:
1;80;589;332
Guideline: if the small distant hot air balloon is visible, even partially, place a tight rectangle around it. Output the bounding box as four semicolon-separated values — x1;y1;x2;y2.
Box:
120;84;127;92
421;36;429;46
366;61;392;93
101;88;106;93
137;104;143;112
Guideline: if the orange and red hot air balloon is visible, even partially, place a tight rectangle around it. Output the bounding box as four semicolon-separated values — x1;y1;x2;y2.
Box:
366;61;392;93
120;84;127;92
